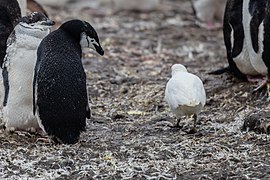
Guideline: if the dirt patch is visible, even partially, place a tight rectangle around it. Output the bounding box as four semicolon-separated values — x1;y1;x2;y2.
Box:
1;0;270;179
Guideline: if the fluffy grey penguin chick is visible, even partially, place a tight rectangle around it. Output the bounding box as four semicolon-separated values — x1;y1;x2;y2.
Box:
0;0;22;68
165;64;206;132
2;12;54;132
33;20;104;144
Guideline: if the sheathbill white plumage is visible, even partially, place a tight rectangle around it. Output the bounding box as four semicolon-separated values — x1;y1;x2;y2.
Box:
165;64;206;132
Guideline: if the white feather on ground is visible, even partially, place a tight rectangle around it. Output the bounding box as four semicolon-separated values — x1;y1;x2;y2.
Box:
165;64;206;131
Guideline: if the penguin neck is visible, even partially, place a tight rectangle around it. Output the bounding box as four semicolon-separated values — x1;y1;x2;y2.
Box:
62;31;83;58
15;33;44;49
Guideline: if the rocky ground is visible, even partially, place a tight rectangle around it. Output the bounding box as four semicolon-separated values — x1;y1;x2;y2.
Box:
1;0;270;179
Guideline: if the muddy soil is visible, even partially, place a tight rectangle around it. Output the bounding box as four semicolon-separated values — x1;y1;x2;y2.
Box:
1;0;270;179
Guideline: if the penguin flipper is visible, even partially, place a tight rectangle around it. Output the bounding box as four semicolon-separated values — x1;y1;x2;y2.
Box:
86;92;91;119
262;3;270;69
33;76;37;116
33;55;41;116
86;104;90;119
2;64;9;107
223;0;246;79
1;31;16;107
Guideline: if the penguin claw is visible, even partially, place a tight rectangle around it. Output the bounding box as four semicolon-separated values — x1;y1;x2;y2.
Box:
247;75;268;92
196;21;223;30
36;137;52;144
267;83;270;99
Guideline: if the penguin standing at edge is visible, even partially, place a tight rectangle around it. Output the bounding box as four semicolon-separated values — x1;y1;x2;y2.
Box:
0;0;22;67
2;12;54;132
224;0;270;92
33;20;104;144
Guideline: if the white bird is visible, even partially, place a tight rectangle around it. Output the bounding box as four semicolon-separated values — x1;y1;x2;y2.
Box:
165;64;206;132
191;0;227;29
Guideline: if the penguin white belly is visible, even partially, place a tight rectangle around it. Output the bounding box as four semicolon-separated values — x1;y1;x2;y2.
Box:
3;47;39;131
233;0;268;76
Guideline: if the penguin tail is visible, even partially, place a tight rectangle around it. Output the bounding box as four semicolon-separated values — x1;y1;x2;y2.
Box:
208;66;230;75
51;129;81;144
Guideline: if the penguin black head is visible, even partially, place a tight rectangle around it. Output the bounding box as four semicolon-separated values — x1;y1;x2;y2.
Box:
16;12;55;38
60;20;104;56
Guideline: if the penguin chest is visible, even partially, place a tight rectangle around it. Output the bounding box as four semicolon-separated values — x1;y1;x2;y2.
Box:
233;0;268;76
3;46;38;130
7;46;36;103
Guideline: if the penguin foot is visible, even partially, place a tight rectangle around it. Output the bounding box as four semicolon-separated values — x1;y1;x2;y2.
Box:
247;75;268;92
267;83;270;99
196;21;222;30
36;137;52;144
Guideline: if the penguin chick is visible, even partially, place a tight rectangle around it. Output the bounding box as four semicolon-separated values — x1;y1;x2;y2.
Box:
191;0;226;30
0;0;22;67
224;0;270;92
2;12;55;132
33;20;104;144
165;64;206;132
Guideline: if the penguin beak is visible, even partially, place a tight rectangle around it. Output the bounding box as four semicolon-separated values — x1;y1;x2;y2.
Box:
41;20;55;26
94;44;104;56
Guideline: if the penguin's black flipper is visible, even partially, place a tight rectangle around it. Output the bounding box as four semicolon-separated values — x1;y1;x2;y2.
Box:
33;52;41;115
261;2;270;70
249;1;266;54
2;65;9;107
86;102;90;119
1;30;17;107
223;0;246;80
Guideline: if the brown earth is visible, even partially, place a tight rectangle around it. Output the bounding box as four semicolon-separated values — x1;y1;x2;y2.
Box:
1;0;270;179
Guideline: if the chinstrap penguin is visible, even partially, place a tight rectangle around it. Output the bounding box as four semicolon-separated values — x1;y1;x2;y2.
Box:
33;19;104;144
165;64;206;132
223;0;270;92
2;12;54;132
0;0;22;67
191;0;226;30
